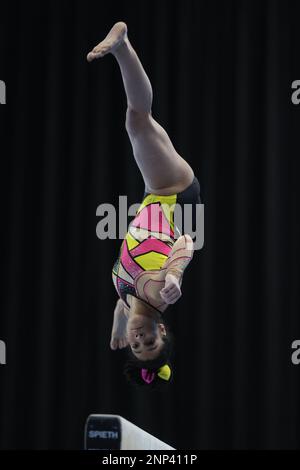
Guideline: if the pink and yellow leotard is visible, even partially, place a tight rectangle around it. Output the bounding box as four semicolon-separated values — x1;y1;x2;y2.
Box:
112;177;201;312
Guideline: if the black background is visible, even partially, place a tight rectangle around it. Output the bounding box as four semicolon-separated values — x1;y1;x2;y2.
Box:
0;0;299;450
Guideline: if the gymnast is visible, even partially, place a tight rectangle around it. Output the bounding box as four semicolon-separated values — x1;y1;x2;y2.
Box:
87;22;201;388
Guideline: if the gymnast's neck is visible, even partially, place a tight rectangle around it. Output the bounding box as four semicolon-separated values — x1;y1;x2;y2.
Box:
127;295;162;322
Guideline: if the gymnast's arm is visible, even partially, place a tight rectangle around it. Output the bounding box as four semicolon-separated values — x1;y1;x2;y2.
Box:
114;298;130;317
160;234;194;305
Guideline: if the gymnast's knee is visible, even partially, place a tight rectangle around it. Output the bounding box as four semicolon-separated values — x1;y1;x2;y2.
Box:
125;107;152;136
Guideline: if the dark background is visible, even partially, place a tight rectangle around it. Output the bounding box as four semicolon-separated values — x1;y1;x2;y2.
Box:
0;0;299;450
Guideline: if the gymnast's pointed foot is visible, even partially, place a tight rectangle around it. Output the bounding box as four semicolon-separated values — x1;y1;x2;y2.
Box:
87;21;128;62
110;300;129;350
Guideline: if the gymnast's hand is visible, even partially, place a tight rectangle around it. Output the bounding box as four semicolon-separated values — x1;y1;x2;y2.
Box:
110;299;129;350
160;273;182;305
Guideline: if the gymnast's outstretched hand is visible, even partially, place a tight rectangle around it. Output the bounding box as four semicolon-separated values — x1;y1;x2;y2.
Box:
110;299;129;350
160;273;182;305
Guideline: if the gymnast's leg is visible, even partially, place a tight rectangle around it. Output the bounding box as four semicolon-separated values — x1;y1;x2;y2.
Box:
87;22;194;195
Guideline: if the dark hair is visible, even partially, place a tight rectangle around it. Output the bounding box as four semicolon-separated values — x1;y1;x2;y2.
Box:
123;329;174;390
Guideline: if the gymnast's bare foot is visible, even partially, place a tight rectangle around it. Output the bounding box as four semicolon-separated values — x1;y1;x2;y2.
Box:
87;21;128;62
110;300;129;350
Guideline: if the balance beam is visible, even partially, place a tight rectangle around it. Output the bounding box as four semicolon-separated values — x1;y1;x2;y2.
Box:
85;414;175;450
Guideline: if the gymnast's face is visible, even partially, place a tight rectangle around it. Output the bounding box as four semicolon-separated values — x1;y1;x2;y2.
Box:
126;316;167;360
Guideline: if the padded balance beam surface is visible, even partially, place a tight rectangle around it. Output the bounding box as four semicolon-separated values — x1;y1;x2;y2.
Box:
85;414;175;450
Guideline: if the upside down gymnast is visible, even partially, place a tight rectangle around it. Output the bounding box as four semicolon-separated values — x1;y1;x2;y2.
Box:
87;22;201;389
